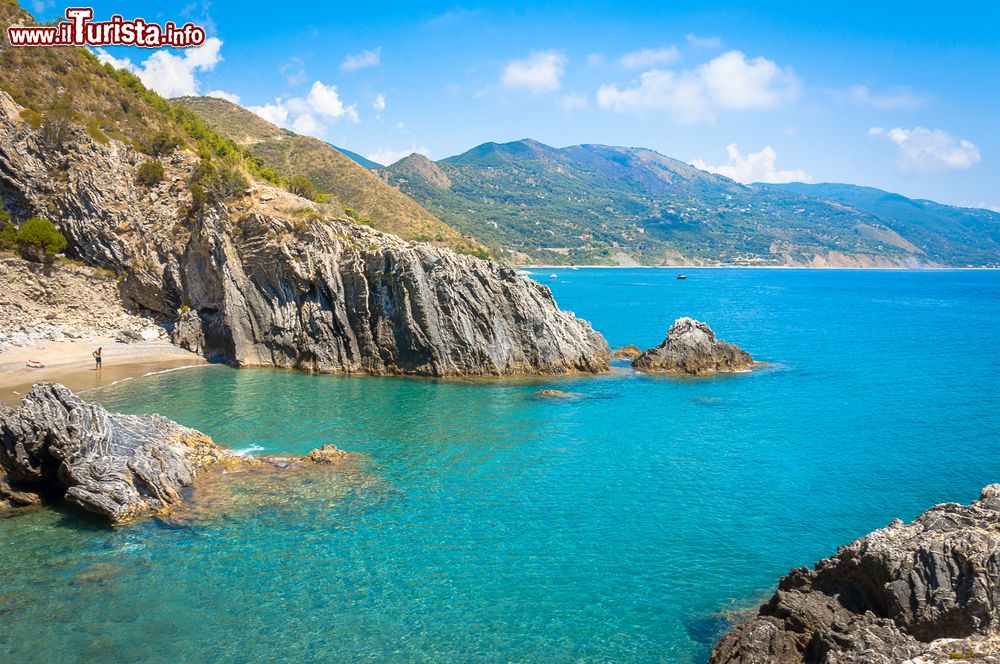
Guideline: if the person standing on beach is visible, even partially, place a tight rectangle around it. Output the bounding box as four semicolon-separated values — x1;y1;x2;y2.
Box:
93;347;102;371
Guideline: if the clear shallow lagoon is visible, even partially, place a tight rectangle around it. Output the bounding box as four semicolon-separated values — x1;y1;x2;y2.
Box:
3;268;1000;663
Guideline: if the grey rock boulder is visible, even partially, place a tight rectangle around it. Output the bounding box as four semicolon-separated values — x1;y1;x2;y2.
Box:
710;485;1000;664
0;383;237;524
632;318;754;375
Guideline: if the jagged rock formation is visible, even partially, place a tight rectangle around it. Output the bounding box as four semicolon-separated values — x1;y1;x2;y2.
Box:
0;382;239;523
632;318;753;375
0;91;609;376
0;383;362;523
710;485;1000;664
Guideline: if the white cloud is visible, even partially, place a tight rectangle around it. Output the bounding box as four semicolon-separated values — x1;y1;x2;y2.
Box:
501;50;566;94
291;113;324;136
849;85;926;109
307;81;359;122
341;47;381;72
207;89;240;103
367;144;431;166
94;37;223;98
246;80;360;139
617;46;680;70
692;144;811;184
247;99;289;127
559;92;589;111
868;126;981;174
686;33;722;48
373;93;386;115
597;50;799;123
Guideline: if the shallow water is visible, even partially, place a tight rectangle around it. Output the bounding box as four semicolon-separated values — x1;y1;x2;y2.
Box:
3;268;999;663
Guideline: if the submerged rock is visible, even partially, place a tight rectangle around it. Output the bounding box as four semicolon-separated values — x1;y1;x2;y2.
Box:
0;383;242;524
710;485;1000;664
632;318;754;375
532;389;581;399
612;344;643;360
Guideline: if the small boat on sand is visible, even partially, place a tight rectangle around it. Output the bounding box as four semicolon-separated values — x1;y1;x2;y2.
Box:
26;359;45;369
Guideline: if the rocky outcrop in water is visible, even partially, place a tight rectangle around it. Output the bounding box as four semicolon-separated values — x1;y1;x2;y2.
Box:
710;485;1000;664
632;318;753;375
0;382;240;523
0;91;609;376
0;383;361;524
612;344;643;360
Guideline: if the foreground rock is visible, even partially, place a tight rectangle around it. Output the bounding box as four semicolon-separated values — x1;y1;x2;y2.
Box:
0;383;349;524
0;91;609;377
710;485;1000;664
632;318;754;375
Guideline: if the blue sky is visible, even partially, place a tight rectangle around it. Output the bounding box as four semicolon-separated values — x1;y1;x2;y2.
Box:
31;0;1000;209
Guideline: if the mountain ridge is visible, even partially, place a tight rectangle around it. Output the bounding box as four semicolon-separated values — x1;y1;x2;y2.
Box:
376;138;998;267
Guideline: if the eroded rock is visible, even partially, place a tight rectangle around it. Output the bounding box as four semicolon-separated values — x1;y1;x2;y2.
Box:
710;485;1000;664
632;318;754;375
0;383;238;524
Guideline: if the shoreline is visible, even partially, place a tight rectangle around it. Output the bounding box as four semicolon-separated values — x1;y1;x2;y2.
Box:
0;337;205;404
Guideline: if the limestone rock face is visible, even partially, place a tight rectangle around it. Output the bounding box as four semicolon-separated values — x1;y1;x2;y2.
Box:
632;318;753;375
0;91;609;377
0;383;233;524
710;485;1000;664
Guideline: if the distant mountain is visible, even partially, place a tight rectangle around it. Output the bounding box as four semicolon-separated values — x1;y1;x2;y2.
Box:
764;182;1000;267
378;139;1000;267
174;96;485;256
332;145;382;169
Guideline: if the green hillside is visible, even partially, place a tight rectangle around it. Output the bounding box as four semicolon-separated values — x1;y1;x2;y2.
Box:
765;183;1000;267
174;96;486;256
379;139;998;267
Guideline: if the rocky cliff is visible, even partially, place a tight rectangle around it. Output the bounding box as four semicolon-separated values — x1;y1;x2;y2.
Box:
710;486;1000;663
632;318;754;375
0;91;609;376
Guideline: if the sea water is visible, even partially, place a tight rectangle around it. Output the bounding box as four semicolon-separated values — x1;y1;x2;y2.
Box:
2;268;999;663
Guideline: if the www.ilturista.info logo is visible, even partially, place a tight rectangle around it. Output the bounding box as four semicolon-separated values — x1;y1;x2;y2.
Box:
7;7;206;48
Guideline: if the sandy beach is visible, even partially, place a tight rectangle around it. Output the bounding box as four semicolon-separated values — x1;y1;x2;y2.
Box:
0;337;205;404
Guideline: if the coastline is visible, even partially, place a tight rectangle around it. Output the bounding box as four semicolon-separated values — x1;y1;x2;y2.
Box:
0;337;205;404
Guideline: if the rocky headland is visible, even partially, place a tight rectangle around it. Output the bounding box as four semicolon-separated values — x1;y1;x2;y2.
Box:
632;318;755;375
710;486;1000;664
0;383;352;524
0;90;609;377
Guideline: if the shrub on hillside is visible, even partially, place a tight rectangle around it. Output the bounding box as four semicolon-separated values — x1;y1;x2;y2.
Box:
14;217;68;263
144;130;183;157
287;175;318;201
41;94;75;148
188;156;249;210
136;160;165;186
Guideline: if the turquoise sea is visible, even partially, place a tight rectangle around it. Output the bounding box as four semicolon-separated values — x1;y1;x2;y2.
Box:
3;268;1000;663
